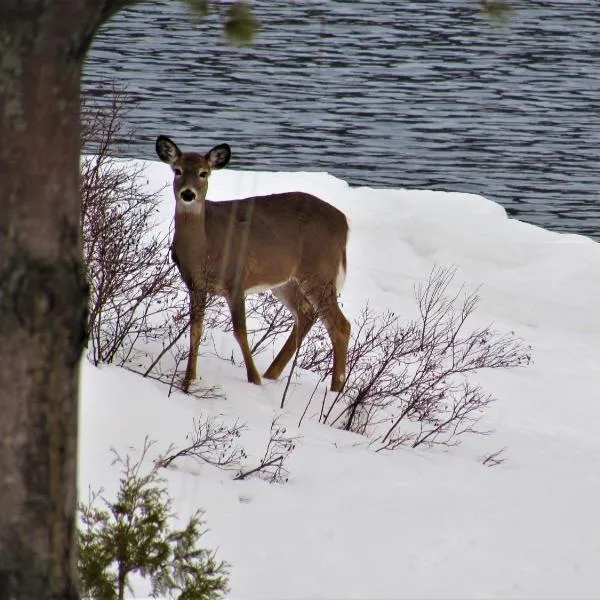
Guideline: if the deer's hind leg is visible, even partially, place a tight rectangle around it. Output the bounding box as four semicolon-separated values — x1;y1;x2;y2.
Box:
263;281;317;382
302;281;350;393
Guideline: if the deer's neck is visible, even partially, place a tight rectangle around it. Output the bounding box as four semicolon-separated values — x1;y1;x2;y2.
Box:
174;207;207;244
172;210;210;287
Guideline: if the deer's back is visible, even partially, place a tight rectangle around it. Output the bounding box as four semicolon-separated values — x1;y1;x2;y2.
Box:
204;192;348;290
206;191;346;234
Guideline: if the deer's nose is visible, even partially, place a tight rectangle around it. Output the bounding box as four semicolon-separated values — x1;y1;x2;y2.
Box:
180;189;196;203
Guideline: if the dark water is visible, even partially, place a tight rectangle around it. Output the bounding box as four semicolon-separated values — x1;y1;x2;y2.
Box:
83;0;600;239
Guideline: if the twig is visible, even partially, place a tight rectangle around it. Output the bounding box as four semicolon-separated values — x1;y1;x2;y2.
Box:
280;342;301;409
233;456;284;481
143;319;189;377
298;378;320;428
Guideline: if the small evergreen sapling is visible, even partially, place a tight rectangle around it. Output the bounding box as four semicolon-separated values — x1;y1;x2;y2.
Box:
78;441;228;600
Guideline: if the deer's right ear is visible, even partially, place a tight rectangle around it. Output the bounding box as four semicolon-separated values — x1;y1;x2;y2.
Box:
156;136;181;164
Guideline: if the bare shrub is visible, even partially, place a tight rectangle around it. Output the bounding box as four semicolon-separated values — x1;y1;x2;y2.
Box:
297;321;332;376
235;416;298;484
247;293;295;355
156;416;247;471
300;266;531;448
155;414;297;484
206;292;294;357
81;90;185;368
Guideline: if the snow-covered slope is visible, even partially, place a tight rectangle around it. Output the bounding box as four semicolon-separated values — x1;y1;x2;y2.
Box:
79;161;600;599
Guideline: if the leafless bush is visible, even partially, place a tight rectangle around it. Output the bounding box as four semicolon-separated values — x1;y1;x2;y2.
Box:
81;90;185;368
156;416;247;471
300;266;531;448
247;293;295;355
296;321;332;375
154;414;296;484
206;292;294;357
235;416;298;484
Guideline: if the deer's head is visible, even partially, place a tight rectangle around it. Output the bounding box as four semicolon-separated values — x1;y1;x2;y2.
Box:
156;136;231;211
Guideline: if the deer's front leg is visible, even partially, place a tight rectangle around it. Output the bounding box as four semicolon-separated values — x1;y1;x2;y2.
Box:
228;293;261;386
183;288;207;392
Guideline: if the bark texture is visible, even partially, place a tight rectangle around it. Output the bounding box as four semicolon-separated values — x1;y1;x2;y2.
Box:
0;0;135;597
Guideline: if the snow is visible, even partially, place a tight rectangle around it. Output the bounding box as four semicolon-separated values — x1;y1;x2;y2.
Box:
79;160;600;599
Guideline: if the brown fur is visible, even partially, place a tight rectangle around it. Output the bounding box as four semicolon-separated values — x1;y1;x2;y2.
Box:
156;136;350;393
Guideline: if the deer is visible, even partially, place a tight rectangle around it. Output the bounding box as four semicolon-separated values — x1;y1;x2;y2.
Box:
155;135;351;394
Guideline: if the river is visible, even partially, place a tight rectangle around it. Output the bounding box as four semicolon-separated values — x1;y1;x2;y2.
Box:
84;0;600;239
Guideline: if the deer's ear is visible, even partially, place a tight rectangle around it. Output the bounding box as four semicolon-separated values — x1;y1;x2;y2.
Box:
206;143;231;170
156;136;181;164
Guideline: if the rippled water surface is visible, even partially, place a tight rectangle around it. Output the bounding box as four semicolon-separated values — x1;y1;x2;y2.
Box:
84;1;600;238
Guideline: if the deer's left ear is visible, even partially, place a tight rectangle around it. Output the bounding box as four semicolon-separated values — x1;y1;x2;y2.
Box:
156;135;181;164
206;143;231;170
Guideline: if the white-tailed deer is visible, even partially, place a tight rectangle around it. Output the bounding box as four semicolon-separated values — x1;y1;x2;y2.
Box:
156;136;350;393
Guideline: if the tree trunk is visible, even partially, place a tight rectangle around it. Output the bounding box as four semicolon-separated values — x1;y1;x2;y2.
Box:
0;3;94;597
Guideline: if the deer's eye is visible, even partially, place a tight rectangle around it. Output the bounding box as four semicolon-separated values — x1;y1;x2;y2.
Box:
173;168;182;176
199;171;208;178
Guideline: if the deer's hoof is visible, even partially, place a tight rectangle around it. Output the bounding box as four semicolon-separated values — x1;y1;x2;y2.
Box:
262;369;279;381
181;373;196;393
330;376;345;393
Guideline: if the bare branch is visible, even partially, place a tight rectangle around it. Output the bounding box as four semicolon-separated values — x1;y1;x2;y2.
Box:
235;417;298;484
155;417;247;471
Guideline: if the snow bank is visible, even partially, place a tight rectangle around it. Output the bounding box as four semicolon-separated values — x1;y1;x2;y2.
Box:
80;162;600;599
